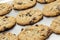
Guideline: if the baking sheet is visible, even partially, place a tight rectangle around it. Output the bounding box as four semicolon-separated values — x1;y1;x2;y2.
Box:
0;0;60;40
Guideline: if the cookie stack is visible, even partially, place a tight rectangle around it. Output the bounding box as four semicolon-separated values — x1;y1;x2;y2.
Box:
0;0;60;40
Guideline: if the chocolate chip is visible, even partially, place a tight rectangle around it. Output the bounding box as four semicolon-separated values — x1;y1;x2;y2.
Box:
19;15;21;17
26;13;32;17
13;34;16;35
4;26;7;29
39;14;42;16
41;29;45;31
17;2;23;5
50;8;53;10
33;17;36;20
29;21;34;25
29;15;32;16
41;34;46;37
5;16;8;18
35;24;38;26
2;37;5;39
30;0;33;1
21;28;24;31
3;19;6;21
3;26;9;30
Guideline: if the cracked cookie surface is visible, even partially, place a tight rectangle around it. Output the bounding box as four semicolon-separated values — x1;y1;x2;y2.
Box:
0;32;18;40
43;1;60;17
0;16;16;32
18;24;52;40
0;3;12;15
13;0;36;10
51;16;60;34
16;9;43;26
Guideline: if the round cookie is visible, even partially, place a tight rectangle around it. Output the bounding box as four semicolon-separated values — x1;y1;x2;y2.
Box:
16;9;43;26
37;0;56;3
13;0;36;10
0;16;16;32
50;16;60;34
0;32;18;40
43;1;60;17
0;3;12;16
18;24;52;40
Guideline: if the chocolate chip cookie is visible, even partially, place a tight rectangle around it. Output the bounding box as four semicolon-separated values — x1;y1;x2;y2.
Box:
16;9;43;26
0;16;16;32
18;24;52;40
0;32;18;40
50;16;60;34
0;3;12;15
13;0;36;10
43;1;60;17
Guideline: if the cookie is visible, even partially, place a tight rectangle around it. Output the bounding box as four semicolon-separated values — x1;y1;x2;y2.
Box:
37;0;56;3
18;24;52;40
50;16;60;34
0;32;18;40
0;3;12;16
43;1;60;17
13;0;36;10
0;16;16;32
16;9;43;26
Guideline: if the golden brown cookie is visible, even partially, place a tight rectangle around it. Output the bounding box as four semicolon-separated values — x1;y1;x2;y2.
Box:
16;9;43;26
13;0;36;10
0;3;12;15
0;16;16;32
43;1;60;17
50;16;60;34
18;24;52;40
0;32;18;40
